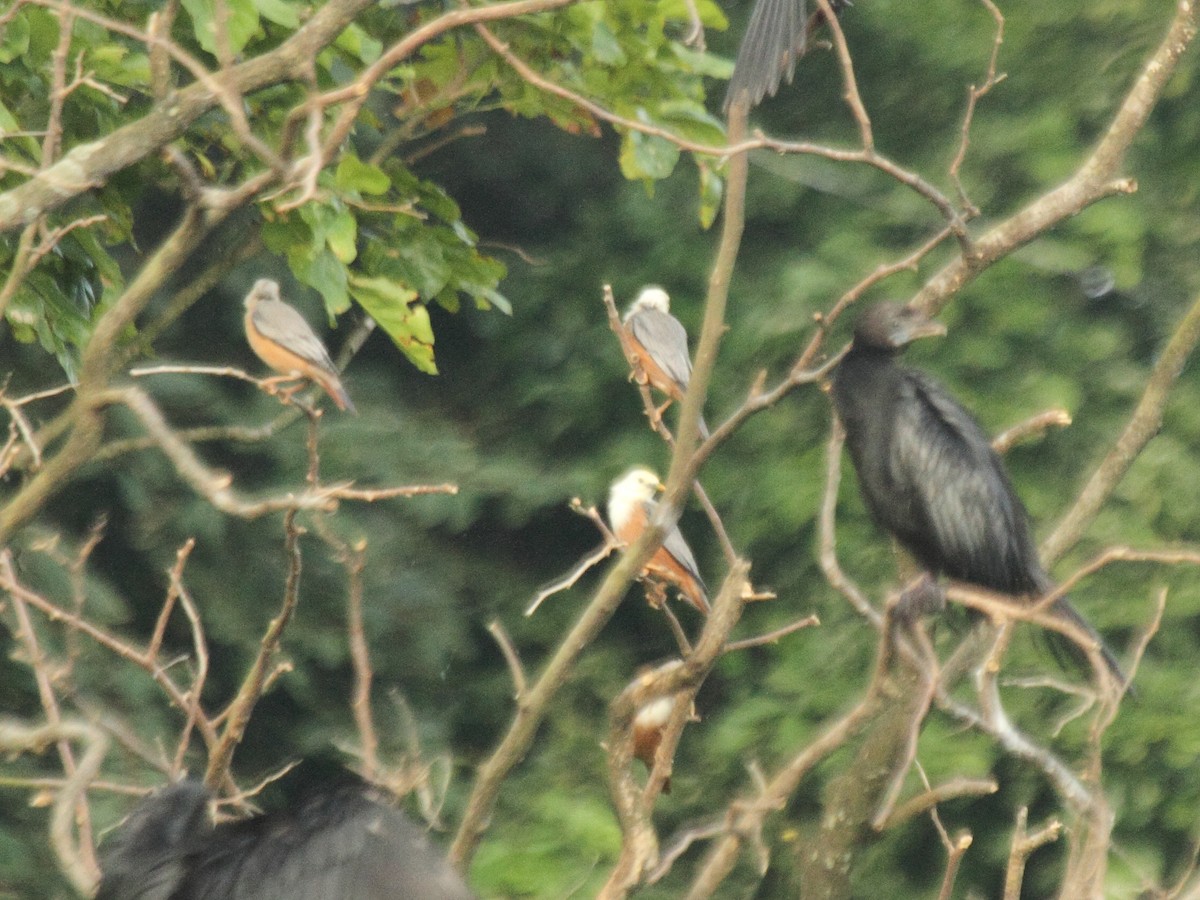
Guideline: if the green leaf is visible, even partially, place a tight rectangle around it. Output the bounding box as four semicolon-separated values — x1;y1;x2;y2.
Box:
252;0;300;28
0;12;30;64
697;160;723;229
334;22;382;63
326;207;358;264
591;21;626;66
335;154;390;196
480;287;512;316
348;275;436;374
670;43;734;79
300;250;349;314
0;99;20;133
181;0;259;56
619;126;680;182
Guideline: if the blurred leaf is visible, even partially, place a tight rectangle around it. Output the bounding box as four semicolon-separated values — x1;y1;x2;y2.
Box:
335;154;390;196
252;0;300;28
181;0;259;56
348;273;436;373
0;12;30;63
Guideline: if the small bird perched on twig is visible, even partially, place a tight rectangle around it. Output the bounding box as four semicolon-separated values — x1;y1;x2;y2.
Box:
607;467;710;615
622;286;709;438
243;278;356;413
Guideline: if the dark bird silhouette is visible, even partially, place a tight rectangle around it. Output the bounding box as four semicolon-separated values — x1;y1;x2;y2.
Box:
830;302;1127;685
97;778;475;900
724;0;852;111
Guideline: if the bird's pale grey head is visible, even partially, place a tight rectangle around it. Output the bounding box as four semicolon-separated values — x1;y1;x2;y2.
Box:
853;302;946;351
244;279;281;309
625;286;671;321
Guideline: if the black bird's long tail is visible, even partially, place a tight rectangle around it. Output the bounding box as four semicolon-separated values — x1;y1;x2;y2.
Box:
1047;595;1131;693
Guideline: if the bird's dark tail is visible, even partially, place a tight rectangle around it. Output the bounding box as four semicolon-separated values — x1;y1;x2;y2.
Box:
1049;596;1133;695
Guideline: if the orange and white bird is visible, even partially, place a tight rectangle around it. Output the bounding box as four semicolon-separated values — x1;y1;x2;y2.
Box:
622;287;709;438
243;278;356;413
607;467;710;615
632;694;676;792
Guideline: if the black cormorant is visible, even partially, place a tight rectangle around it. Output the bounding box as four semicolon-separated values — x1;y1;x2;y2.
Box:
97;778;476;899
830;302;1126;685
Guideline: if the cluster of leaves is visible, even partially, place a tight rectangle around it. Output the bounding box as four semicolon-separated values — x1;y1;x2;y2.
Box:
0;0;729;378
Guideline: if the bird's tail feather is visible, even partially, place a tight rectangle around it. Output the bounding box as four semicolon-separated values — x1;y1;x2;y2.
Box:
1049;597;1132;695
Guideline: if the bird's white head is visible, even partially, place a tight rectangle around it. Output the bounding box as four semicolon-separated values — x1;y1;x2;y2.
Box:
607;467;664;528
245;278;281;309
610;467;663;503
625;285;671;321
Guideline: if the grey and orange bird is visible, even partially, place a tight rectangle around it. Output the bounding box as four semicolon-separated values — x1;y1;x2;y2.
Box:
607;467;710;615
243;279;356;413
622;286;709;438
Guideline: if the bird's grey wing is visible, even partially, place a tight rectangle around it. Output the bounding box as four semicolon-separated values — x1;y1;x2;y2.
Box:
725;0;807;109
892;369;1041;592
252;301;337;373
628;309;693;388
645;500;707;591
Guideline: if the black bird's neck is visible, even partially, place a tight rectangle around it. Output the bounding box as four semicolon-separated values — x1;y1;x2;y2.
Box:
832;342;903;439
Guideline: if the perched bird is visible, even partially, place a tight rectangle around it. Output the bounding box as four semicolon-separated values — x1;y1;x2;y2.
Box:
724;0;852;111
243;279;356;413
622;286;709;438
830;302;1126;685
97;778;475;900
632;694;677;792
607;467;710;614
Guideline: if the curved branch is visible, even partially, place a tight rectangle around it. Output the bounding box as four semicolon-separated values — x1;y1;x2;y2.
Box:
1043;288;1200;563
909;0;1197;312
0;0;377;233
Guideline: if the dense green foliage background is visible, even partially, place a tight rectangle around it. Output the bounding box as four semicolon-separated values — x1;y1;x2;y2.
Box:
2;0;1199;896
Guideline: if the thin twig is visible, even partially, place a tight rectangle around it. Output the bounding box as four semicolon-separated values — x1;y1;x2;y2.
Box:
204;510;305;788
1045;288;1200;563
722;614;820;653
488;620;528;699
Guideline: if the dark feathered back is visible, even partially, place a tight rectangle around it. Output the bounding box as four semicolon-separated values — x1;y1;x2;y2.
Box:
98;779;475;900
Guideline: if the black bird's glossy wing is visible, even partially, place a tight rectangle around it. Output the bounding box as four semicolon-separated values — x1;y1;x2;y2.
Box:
97;782;210;900
725;0;809;109
182;786;473;900
98;781;475;900
883;367;1044;595
627;308;693;389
